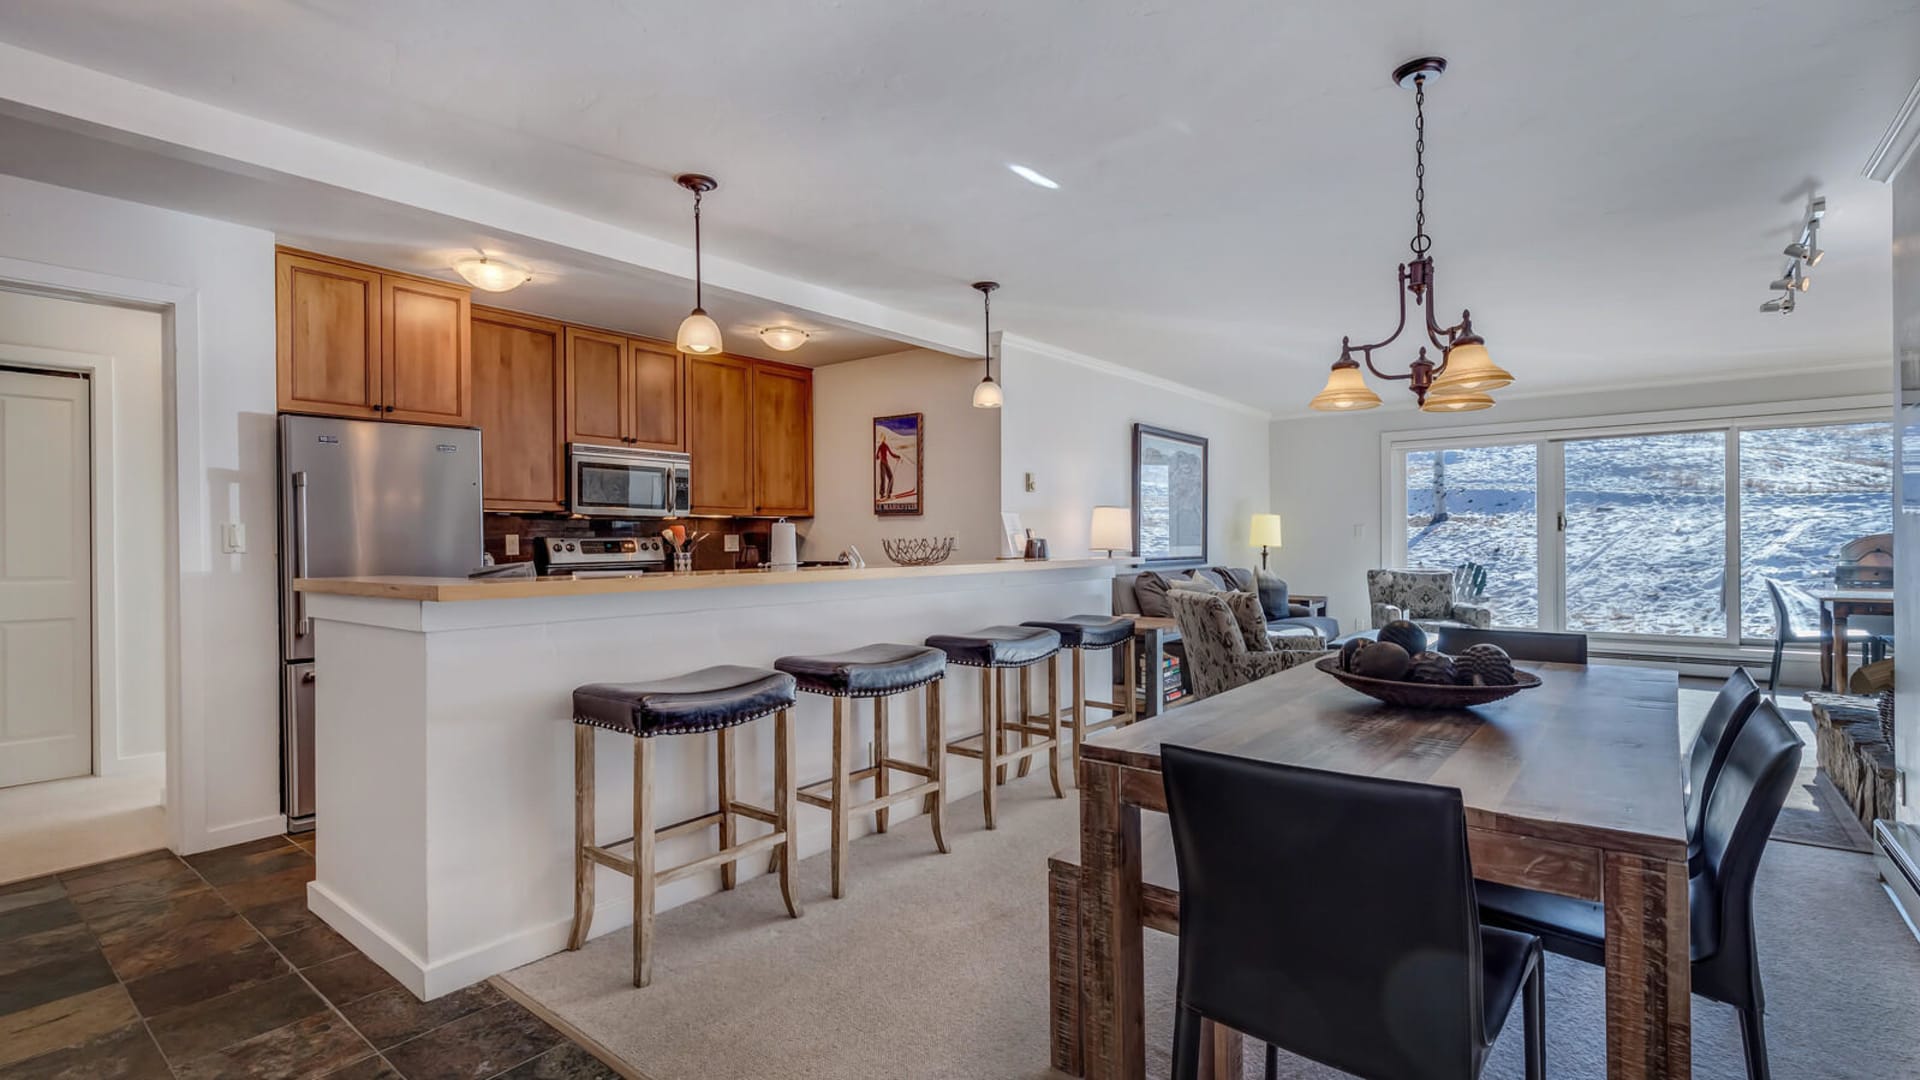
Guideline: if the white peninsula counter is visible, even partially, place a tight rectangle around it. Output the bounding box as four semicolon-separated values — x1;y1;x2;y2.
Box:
295;558;1121;998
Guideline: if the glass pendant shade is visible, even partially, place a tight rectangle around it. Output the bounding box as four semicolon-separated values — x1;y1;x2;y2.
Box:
676;309;723;354
972;376;1003;409
1309;364;1383;411
1421;387;1495;413
1427;340;1512;394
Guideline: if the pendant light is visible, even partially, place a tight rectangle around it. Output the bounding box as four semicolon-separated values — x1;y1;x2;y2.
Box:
1311;58;1512;412
971;281;1003;409
674;174;724;355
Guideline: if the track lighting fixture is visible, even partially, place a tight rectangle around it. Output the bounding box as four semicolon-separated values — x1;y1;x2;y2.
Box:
1759;195;1825;315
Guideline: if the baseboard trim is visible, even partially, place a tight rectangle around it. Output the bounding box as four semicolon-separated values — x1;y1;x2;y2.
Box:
307;880;433;998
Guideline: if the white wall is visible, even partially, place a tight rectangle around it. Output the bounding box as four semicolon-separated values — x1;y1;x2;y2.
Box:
998;337;1272;571
0;174;281;853
805;348;1002;564
0;292;166;768
1892;149;1919;826
1271;365;1889;635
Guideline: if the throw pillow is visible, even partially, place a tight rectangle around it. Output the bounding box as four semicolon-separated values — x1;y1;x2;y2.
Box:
1254;568;1290;621
1188;567;1230;591
1133;571;1176;618
1214;567;1255;593
1221;589;1273;653
1168;577;1217;594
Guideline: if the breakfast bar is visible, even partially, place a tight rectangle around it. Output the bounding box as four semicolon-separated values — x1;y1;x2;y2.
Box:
295;558;1120;999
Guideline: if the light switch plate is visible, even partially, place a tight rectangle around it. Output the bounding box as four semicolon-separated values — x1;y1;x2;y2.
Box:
504;533;520;557
1025;471;1036;493
221;522;246;554
723;534;741;552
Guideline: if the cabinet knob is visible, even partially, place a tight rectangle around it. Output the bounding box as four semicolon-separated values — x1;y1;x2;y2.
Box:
384;405;395;413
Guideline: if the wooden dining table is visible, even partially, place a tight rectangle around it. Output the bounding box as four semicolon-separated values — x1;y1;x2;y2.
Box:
1073;659;1691;1079
1810;586;1894;691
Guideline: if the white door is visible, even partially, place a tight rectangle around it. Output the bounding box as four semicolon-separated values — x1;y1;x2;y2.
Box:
0;368;92;787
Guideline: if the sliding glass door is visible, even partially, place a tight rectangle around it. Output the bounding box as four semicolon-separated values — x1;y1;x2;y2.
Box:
1391;414;1890;646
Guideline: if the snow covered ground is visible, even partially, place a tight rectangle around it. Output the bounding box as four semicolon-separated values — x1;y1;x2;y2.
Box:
1405;422;1891;638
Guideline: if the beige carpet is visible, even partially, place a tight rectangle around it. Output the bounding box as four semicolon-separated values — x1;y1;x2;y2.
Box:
503;780;1920;1080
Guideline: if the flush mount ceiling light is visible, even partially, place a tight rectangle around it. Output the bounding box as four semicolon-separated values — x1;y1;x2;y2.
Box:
674;174;723;355
758;326;810;352
451;253;532;292
1761;196;1825;316
1007;164;1060;189
1310;57;1512;415
971;281;1003;409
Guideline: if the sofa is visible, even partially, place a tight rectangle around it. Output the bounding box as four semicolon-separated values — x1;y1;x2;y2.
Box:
1366;568;1492;631
1114;567;1340;641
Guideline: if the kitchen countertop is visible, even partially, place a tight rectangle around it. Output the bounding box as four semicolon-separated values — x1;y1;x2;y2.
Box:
295;557;1125;602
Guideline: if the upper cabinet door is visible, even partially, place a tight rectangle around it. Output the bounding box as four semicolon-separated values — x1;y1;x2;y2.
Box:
277;251;382;419
565;327;629;447
686;354;756;516
627;338;685;451
472;308;566;511
382;276;472;425
752;363;813;517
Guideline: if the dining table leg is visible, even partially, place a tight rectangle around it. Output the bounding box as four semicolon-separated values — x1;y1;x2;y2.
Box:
1833;608;1852;692
1603;852;1691;1079
1819;602;1835;691
1078;758;1145;1080
1197;1020;1243;1079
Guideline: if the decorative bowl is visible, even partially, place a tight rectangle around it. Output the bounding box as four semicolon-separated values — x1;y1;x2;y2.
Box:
1314;655;1542;709
881;536;956;566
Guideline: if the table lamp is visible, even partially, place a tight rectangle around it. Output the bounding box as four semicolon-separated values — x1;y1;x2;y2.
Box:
1089;506;1132;558
1249;513;1283;570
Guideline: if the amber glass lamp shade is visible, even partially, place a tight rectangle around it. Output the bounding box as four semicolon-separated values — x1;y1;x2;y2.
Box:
1309;363;1383;411
1427;339;1512;395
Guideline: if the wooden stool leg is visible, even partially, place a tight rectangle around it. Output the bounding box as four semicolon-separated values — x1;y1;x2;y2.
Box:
981;668;998;830
926;679;949;853
1016;665;1034;779
632;735;656;988
873;695;891;834
568;726;595;950
1070;647;1087;780
774;708;801;918
830;697;851;899
717;725;737;891
1047;653;1065;799
1122;638;1137;725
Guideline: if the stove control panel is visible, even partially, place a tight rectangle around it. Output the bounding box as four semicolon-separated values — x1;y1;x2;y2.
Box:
534;535;668;571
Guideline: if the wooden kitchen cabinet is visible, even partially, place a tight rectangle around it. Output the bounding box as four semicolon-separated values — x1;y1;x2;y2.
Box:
752;361;813;517
276;248;472;424
564;327;628;447
627;338;685;451
472;308;566;511
687;353;756;516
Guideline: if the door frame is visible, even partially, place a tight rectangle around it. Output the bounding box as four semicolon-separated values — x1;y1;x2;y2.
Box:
0;348;122;783
0;261;193;854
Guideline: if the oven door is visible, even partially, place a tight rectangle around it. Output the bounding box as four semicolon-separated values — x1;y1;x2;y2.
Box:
570;449;677;517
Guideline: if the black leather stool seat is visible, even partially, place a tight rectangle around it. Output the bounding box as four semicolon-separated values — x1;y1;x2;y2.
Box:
774;643;946;698
1020;614;1135;650
925;625;1061;668
573;666;797;737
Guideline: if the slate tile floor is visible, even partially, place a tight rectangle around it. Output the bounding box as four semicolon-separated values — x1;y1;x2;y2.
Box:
0;835;620;1079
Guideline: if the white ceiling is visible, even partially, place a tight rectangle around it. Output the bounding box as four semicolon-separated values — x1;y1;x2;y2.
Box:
0;1;1915;407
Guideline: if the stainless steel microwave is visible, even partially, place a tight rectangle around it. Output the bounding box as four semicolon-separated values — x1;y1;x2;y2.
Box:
568;444;692;518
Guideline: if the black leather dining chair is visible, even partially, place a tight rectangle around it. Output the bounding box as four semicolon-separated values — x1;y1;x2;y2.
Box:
1478;698;1802;1080
1434;626;1588;664
1161;745;1545;1080
1684;668;1762;872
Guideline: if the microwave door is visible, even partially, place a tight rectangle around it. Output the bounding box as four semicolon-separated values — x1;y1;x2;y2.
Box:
576;456;671;516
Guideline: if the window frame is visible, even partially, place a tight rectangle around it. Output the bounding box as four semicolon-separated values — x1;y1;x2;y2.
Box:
1381;395;1886;650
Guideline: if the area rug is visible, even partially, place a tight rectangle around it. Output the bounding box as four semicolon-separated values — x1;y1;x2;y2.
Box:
1678;686;1872;854
502;783;1920;1079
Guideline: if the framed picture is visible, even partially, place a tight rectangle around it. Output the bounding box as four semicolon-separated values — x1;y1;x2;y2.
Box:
874;413;924;516
1132;423;1208;564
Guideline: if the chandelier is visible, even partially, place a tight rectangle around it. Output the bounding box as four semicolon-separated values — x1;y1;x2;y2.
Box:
1310;57;1512;413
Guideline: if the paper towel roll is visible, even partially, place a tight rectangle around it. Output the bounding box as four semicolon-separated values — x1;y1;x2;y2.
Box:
770;520;798;569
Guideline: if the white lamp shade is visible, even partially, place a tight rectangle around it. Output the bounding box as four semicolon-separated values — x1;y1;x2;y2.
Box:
759;326;810;351
676;310;724;354
1089;506;1131;553
451;255;532;293
1249;513;1283;549
972;377;1003;409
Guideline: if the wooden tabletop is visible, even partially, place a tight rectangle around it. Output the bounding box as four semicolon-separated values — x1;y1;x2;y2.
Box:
1809;587;1895;604
1081;660;1686;860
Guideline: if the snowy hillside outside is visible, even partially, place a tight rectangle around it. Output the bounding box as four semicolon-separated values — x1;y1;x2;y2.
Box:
1405;422;1890;639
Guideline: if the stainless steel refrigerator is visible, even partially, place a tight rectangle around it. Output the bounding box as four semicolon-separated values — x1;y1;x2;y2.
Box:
278;414;482;831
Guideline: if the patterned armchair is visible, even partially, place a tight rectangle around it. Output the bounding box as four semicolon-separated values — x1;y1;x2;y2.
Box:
1168;589;1326;699
1367;569;1493;631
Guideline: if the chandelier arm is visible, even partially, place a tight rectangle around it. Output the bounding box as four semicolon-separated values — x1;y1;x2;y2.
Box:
1347;263;1415;357
1360;347;1411;382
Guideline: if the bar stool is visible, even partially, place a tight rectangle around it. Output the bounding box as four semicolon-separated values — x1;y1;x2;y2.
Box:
774;643;950;898
1019;615;1138;776
924;625;1064;829
568;665;801;987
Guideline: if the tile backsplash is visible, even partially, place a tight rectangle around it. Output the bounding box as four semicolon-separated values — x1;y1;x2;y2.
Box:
484;514;814;571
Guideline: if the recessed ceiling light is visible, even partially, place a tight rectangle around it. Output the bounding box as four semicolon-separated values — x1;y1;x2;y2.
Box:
1007;164;1059;190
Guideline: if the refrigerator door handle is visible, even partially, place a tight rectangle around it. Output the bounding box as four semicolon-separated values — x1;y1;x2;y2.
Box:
293;471;311;640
